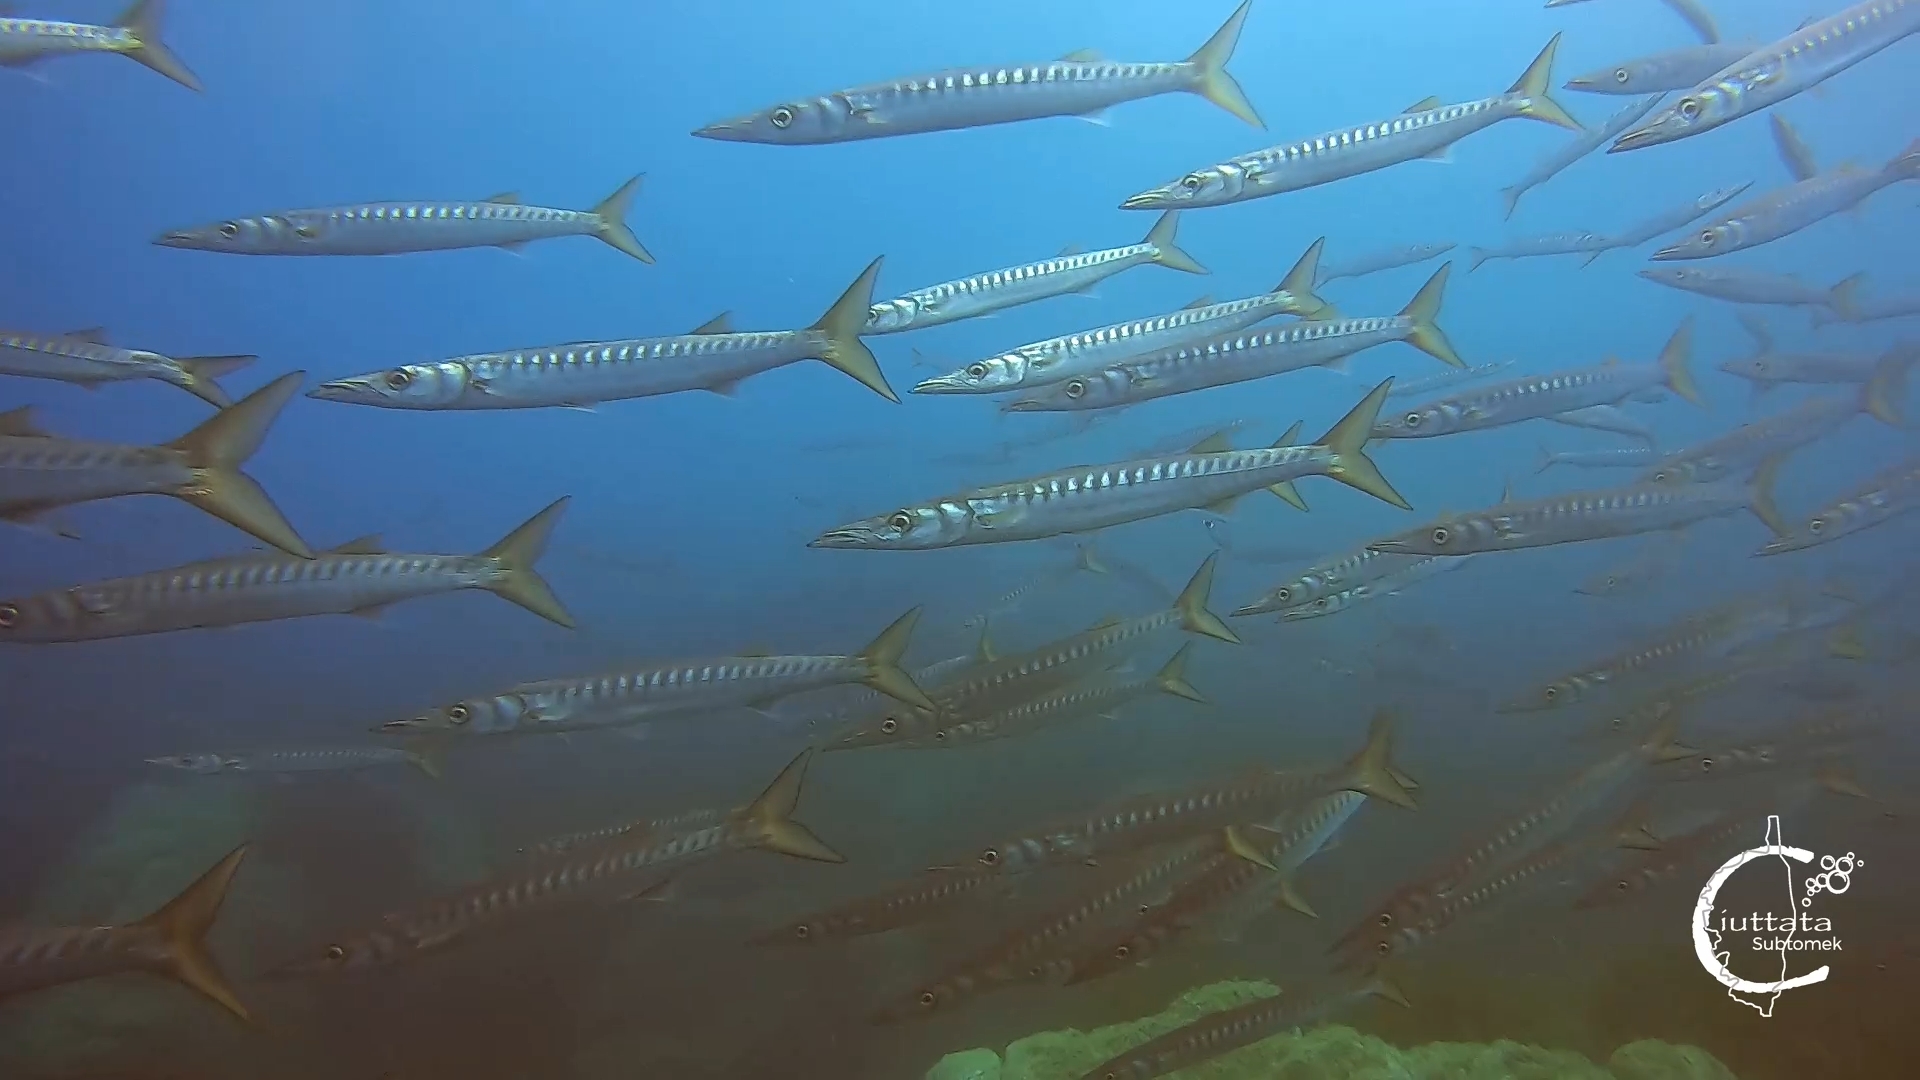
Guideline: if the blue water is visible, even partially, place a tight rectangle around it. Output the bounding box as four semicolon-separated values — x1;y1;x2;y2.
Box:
3;1;1917;1077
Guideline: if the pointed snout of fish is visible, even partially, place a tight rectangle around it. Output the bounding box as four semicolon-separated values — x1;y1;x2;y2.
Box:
152;230;201;248
307;378;374;402
1119;189;1171;210
910;373;975;394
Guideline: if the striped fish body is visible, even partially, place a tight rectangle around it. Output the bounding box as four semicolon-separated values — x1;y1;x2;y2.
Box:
1316;242;1454;283
0;330;198;394
1643;397;1861;485
867;232;1185;334
930;609;1180;714
1637;267;1849;309
1542;446;1665;472
0;548;502;642
315;330;847;410
0;923;166;1000
1365;838;1593;966
1376;360;1670;440
155;747;422;775
1372;479;1760;555
1006;316;1421;412
1615;0;1920;151
1656;153;1919;260
0;16;138;62
1469;231;1610;267
1502;607;1760;711
1385;361;1514;400
1607;182;1755;248
1759;456;1920;553
1565;43;1754;94
1235;545;1424;615
1547;404;1658;443
524;808;724;858
157;198;612;256
916;674;1161;747
755;865;1009;945
1723;350;1889;389
0;435;195;517
1279;556;1459;620
1079;976;1392;1080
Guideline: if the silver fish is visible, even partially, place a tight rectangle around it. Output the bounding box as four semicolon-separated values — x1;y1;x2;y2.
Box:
912;239;1332;394
1499;94;1665;218
1653;140;1920;259
156;178;652;262
1122;36;1580;211
692;1;1260;143
905;646;1207;748
0;328;251;407
1612;1;1920;153
1756;454;1920;554
1547;0;1722;43
1811;286;1920;325
308;260;897;406
1718;316;1909;392
148;746;440;779
1574;532;1686;596
0;0;199;90
0;499;572;642
1563;43;1753;95
1279;554;1470;621
1466;230;1612;270
1233;540;1427;616
1643;375;1906;486
1637;266;1864;316
1545;403;1660;445
1385;360;1515;399
812;381;1407;550
0;373;310;557
1316;241;1456;284
1538;445;1665;474
1002;265;1459;413
865;212;1205;334
1586;181;1754;256
1373;318;1698;440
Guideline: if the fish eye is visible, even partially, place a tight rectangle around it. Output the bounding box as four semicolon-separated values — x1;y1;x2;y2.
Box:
1544;687;1558;700
793;925;810;939
1430;526;1450;545
1064;379;1086;399
1275;587;1292;602
918;991;936;1007
1180;174;1203;191
1615;880;1630;892
385;369;414;390
1700;757;1715;771
1377;913;1393;928
1114;944;1130;958
446;703;471;725
0;603;17;629
1376;941;1392;955
1808;518;1825;532
1314;599;1329;610
1403;412;1421;427
1614;68;1630;84
1678;98;1701;120
1605;576;1618;588
887;511;914;532
966;363;988;379
770;106;796;128
1699;230;1715;245
933;729;947;740
880;718;898;733
324;944;346;961
218;222;240;238
979;848;1000;866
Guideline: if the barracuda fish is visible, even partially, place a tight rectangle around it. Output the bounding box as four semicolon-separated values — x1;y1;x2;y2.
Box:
872;832;1254;1024
1612;0;1920;153
382;608;936;737
1574;532;1685;596
1002;266;1461;413
1315;241;1455;284
1718;316;1908;393
1203;517;1314;564
1499;95;1665;218
1078;974;1408;1080
1637;265;1863;317
1642;372;1906;486
1581;182;1754;259
0;499;571;642
750;862;1012;946
1368;463;1787;557
1578;661;1769;745
1279;554;1469;622
693;1;1260;144
1466;230;1612;270
1544;403;1659;445
865;212;1204;334
1757;454;1920;555
1564;43;1753;95
1120;36;1580;211
912;239;1332;395
1574;808;1767;910
147;746;441;780
0;372;310;557
156;177;652;262
521;808;724;859
1811;285;1920;325
1373;319;1698;441
1385;360;1514;399
901;646;1205;748
0;0;199;90
0;845;247;1020
0;328;251;407
273;750;841;976
1233;539;1427;616
1653;142;1920;260
813;381;1408;550
829;555;1239;750
1538;445;1665;473
307;260;897;406
962;712;1415;876
1547;0;1722;43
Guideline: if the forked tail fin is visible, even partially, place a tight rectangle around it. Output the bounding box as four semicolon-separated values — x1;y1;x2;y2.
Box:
132;844;250;1022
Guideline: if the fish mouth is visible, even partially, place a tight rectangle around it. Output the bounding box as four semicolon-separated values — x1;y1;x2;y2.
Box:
152;230;201;248
690;118;754;141
809;526;887;549
1000;397;1050;412
1608;126;1671;153
307;378;378;402
910;373;981;395
1119;190;1172;210
1364;539;1419;554
1562;77;1599;91
1646;243;1691;261
377;718;433;733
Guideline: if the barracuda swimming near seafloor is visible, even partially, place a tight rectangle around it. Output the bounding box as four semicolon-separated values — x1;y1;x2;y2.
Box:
1612;0;1920;153
1652;135;1920;260
1499;94;1665;218
272;751;841;976
1120;35;1580;211
0;845;249;1020
1233;536;1429;616
0;0;199;90
1002;265;1460;413
0;373;311;557
895;645;1207;748
1277;554;1471;622
1315;241;1455;284
0;328;252;408
692;1;1261;144
156;177;653;262
750;860;1012;947
382;608;936;737
308;260;899;406
1563;42;1753;96
913;239;1333;395
864;212;1205;334
1757;455;1920;555
813;380;1408;550
0;499;572;642
1371;318;1699;441
147;746;442;780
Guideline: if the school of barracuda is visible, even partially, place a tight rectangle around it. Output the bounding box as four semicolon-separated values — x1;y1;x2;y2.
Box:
1;1;1917;1078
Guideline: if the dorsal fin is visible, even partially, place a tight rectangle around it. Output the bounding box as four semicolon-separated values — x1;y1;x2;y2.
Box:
689;312;733;335
1183;294;1215;310
737;645;776;658
327;535;386;555
1268;421;1304;449
62;327;110;344
1602;356;1621;367
483;191;522;205
1769;114;1821;182
1498;476;1514;503
1189;430;1236;454
1056;243;1084;258
1404;96;1441;113
1059;48;1104;62
975;623;999;664
0;407;49;438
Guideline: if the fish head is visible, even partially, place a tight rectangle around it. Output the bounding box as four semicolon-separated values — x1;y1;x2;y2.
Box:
1611;81;1743;152
1497;677;1580;713
1282;589;1356;621
826;705;937;749
1635;267;1702;289
1717;355;1771;383
1652;221;1740;261
1367;517;1474;557
1755;511;1840;555
265;932;399;979
692;96;844;145
1564;61;1649;94
308;362;474;409
1573;868;1654;910
1373;401;1454;439
154;212;327;252
1121;164;1238;210
747;916;832;948
381;691;529;736
912;352;1029;394
145;753;233;773
1002;368;1130;413
810;503;965;550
